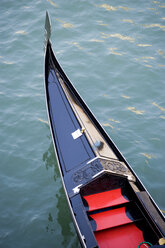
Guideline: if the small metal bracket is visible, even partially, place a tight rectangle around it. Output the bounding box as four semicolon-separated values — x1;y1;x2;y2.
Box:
81;127;85;133
72;184;82;194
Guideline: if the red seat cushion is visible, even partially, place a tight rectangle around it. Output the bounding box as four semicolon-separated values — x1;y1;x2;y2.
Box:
83;188;129;211
95;223;149;248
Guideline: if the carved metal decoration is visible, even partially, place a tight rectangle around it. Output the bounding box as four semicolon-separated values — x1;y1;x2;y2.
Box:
99;158;136;182
72;159;102;184
72;157;135;190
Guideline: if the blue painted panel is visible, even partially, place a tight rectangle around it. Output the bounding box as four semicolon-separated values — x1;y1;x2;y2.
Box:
48;69;94;172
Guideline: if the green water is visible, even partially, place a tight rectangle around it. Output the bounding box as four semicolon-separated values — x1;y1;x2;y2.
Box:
0;0;165;247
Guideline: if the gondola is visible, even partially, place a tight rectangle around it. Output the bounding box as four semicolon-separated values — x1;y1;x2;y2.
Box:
44;12;165;248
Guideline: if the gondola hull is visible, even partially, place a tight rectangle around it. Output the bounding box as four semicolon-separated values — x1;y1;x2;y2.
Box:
44;13;165;248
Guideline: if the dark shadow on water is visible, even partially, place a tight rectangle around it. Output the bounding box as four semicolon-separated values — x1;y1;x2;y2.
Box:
43;134;80;248
43;135;60;181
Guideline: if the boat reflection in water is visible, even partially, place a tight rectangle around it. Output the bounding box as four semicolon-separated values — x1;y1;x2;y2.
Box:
43;136;80;248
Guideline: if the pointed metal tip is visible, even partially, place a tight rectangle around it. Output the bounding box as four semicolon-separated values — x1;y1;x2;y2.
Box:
44;11;51;48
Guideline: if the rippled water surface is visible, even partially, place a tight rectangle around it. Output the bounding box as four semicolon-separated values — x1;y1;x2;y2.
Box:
0;0;165;247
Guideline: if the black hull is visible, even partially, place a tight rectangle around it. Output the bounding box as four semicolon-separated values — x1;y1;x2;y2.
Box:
44;18;165;247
